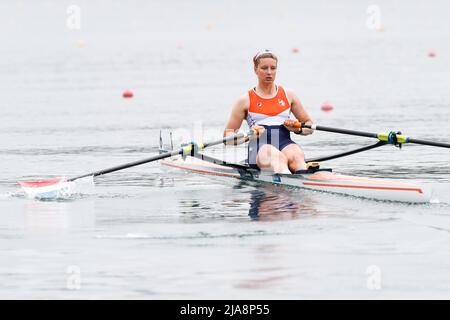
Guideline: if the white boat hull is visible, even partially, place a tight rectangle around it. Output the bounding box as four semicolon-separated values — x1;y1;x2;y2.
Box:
161;157;432;203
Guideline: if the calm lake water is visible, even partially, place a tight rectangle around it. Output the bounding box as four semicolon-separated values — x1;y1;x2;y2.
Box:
0;0;449;299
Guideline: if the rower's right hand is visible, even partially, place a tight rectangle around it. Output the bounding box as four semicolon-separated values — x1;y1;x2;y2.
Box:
251;125;265;137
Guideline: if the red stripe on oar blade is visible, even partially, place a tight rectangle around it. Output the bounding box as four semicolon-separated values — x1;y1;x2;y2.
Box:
18;178;65;188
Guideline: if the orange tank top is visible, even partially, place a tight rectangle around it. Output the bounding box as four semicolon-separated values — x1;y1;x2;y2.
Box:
246;85;291;126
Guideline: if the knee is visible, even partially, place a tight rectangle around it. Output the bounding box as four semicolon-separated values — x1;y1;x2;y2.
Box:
257;145;286;166
295;150;305;161
288;150;305;165
256;145;272;166
278;152;288;163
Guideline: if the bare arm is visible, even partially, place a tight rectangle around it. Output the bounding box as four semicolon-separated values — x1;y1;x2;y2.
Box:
223;94;264;144
284;88;314;135
223;94;248;139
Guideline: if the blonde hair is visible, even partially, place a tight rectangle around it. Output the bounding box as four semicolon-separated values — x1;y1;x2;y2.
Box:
253;50;278;67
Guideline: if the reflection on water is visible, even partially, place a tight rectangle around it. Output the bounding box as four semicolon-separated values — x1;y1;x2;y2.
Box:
172;180;321;222
234;244;294;290
248;186;318;221
23;200;95;232
25;201;70;231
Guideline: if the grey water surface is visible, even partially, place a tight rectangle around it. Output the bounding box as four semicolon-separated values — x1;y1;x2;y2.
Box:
0;0;449;299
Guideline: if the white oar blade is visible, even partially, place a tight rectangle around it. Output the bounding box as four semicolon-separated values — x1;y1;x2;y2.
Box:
18;177;74;200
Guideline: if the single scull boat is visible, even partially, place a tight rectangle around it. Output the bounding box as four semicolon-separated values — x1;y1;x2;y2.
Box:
18;123;449;202
159;122;450;203
160;154;432;203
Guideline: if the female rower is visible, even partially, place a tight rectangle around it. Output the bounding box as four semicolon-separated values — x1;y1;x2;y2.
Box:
224;50;314;173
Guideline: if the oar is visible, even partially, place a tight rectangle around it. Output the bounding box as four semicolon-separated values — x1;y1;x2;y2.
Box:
19;130;254;199
295;122;450;149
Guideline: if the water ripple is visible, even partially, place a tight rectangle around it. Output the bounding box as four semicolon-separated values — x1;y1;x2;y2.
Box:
95;230;287;241
1;146;158;156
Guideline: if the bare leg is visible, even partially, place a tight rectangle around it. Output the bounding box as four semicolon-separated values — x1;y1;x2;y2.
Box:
281;144;307;172
256;145;291;174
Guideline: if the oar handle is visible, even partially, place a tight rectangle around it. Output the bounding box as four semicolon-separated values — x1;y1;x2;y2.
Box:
69;130;254;182
294;121;450;149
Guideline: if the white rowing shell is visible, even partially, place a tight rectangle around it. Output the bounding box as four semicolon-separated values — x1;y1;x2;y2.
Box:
161;157;432;203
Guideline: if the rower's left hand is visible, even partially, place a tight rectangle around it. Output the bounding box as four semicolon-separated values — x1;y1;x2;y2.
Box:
300;121;314;135
251;125;265;137
284;120;314;135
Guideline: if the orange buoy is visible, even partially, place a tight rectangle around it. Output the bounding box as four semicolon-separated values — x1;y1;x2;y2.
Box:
292;47;300;54
123;90;134;98
321;101;334;112
428;50;436;58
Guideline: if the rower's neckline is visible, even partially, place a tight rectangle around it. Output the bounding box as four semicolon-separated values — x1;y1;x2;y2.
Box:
252;85;279;100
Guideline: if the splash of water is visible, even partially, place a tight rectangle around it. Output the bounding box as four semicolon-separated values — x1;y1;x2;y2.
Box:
21;176;95;201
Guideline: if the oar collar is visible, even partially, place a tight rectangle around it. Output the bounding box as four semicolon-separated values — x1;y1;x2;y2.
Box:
377;131;409;148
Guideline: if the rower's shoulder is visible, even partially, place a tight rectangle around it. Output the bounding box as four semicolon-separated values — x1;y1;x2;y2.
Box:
282;87;300;102
234;92;250;110
237;92;250;102
282;87;297;96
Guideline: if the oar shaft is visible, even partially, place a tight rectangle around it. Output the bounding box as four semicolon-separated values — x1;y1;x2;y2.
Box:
407;138;450;148
301;123;450;149
68;149;181;181
68;131;250;182
306;124;379;139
